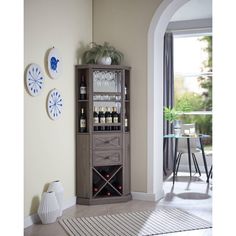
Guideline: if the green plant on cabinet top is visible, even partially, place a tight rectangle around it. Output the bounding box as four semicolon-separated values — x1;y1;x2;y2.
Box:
82;42;124;65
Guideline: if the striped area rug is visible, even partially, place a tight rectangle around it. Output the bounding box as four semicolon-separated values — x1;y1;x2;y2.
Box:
59;208;212;236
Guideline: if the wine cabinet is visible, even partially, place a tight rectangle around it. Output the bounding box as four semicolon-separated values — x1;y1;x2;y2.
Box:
76;64;131;205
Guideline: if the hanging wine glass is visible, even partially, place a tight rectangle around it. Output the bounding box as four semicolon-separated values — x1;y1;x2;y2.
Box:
93;71;97;92
117;71;122;92
114;72;117;93
101;71;105;89
116;102;121;114
97;71;102;88
108;72;113;90
104;71;109;88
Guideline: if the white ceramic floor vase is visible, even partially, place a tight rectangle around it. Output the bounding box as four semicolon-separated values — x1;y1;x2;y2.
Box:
48;180;64;216
37;191;59;224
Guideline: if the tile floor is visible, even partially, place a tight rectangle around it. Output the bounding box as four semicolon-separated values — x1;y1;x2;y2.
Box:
24;173;212;236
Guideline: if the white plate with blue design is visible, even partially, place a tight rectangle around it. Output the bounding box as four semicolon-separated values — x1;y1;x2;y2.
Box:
48;47;61;79
47;89;63;120
26;63;45;96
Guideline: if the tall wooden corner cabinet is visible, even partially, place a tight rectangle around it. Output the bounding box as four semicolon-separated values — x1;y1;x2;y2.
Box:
75;64;132;205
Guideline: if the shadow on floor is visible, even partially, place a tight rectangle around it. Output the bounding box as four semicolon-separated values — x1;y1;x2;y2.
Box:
176;192;211;200
164;191;211;201
166;175;203;182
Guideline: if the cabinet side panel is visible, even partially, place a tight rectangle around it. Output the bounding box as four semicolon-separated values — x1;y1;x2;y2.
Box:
123;133;130;195
76;134;90;198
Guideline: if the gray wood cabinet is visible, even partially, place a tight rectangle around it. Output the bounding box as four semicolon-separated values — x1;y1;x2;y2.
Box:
76;65;131;205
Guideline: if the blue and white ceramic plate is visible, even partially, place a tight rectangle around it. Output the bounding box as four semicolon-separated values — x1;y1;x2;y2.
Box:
47;89;63;120
26;63;45;96
48;47;61;79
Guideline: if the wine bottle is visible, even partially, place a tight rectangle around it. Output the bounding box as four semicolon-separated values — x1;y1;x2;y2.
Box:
105;107;112;131
79;75;87;100
99;107;105;131
125;112;128;132
79;108;86;132
100;188;111;197
110;176;122;192
93;185;98;193
93;106;99;131
115;182;122;191
125;84;128;100
100;170;110;179
112;107;119;130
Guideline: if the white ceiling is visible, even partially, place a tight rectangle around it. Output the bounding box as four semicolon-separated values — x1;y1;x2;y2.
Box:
170;0;212;22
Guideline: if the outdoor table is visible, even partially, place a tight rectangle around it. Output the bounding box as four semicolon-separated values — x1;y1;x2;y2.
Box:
163;134;210;185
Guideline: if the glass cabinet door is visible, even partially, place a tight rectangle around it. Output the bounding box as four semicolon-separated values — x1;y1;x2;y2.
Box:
92;70;122;132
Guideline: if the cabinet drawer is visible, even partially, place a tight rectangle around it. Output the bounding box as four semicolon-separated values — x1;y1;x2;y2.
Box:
93;134;122;150
93;150;122;166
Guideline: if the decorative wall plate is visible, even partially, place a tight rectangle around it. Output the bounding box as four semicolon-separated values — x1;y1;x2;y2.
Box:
47;89;63;120
26;63;45;96
47;47;61;79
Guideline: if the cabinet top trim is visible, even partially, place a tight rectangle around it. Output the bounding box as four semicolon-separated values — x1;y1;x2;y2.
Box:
75;64;131;70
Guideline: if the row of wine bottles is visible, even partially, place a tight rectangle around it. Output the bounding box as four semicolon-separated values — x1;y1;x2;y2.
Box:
79;106;128;132
94;106;120;131
79;75;129;100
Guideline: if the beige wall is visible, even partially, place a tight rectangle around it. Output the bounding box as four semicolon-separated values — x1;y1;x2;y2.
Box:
93;0;162;192
24;0;92;217
24;0;164;217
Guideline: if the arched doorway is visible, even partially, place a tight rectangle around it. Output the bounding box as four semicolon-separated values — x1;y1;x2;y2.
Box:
147;0;190;200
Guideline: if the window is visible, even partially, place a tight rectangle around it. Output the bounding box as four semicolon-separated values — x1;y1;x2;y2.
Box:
174;35;212;146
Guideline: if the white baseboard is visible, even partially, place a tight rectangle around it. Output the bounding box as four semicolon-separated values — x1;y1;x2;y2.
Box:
131;192;159;201
24;212;40;229
62;196;77;210
24;196;76;229
156;188;165;201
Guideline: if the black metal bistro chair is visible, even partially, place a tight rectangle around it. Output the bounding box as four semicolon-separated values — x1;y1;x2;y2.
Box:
207;165;212;183
174;137;202;176
174;124;201;177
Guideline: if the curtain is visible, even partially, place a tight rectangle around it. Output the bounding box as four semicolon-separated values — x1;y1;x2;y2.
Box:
163;32;174;176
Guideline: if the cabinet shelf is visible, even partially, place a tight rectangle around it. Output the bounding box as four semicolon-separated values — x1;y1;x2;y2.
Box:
93;100;121;102
93;131;122;134
78;99;89;102
93;92;122;102
77;131;123;134
77;132;89;134
93;123;121;127
93;92;121;96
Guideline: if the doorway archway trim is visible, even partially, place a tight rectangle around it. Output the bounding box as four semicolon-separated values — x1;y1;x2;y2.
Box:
147;0;190;199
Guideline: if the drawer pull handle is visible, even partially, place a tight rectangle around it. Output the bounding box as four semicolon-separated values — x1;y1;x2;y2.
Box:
104;156;110;160
104;141;110;144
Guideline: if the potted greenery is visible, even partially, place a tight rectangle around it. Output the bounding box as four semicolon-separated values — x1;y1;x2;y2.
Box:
164;107;182;136
164;107;179;123
82;42;124;65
